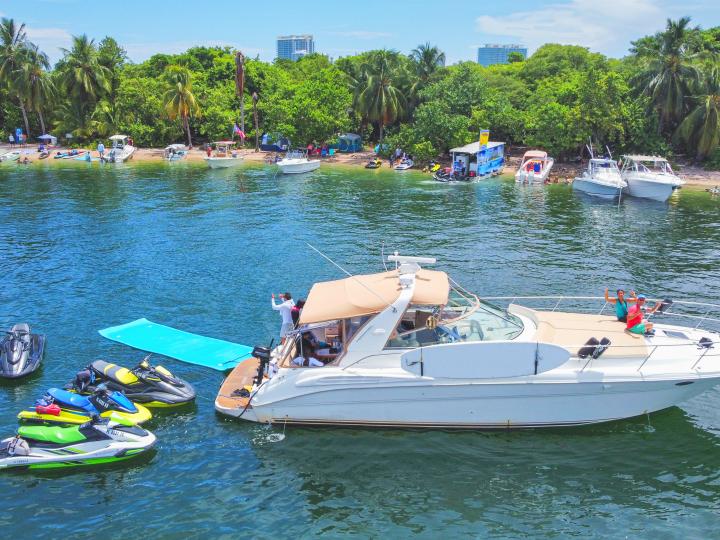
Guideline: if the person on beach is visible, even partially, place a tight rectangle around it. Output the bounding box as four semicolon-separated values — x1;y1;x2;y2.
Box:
97;141;105;160
604;288;638;322
626;294;659;335
8;134;14;147
272;292;295;344
206;145;212;157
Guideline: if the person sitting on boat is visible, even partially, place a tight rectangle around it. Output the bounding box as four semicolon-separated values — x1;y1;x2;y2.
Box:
291;340;323;368
604;288;638;322
272;292;295;344
626;294;659;335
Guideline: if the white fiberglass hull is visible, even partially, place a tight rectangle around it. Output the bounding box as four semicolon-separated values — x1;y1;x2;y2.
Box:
625;175;681;202
217;374;719;428
109;146;135;163
205;156;243;168
573;177;624;199
515;160;554;184
278;159;321;174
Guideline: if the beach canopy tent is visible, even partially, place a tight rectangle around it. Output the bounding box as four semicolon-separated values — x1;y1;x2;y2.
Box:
37;134;57;146
260;133;290;152
338;133;362;153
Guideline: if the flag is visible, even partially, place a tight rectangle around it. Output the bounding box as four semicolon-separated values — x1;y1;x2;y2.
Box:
479;129;490;149
233;124;246;139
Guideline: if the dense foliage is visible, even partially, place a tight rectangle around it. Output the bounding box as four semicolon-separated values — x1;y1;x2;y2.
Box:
0;16;718;163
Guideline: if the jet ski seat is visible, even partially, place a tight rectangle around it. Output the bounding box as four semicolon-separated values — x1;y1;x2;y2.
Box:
18;425;85;444
92;360;139;385
46;388;95;413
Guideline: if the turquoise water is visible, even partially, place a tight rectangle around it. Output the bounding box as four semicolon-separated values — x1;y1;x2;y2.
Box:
1;162;720;537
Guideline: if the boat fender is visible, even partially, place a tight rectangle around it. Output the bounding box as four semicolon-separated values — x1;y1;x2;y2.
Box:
592;337;611;359
577;337;600;359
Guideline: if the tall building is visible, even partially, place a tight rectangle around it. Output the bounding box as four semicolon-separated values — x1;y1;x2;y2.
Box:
277;35;315;61
477;44;527;67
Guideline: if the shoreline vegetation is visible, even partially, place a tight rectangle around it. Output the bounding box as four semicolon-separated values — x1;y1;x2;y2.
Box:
1;16;719;177
2;143;719;187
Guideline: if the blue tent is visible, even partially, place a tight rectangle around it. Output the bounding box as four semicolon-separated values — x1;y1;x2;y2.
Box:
338;133;362;153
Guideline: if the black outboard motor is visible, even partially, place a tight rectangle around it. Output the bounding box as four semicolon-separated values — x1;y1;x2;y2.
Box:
253;345;272;387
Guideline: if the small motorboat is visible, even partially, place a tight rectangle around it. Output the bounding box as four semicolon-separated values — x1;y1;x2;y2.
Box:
394;158;414;171
573;158;626;199
105;135;135;163
515;150;554;184
205;141;243;168
365;158;382;169
69;356;196;408
0;416;156;470
53;149;82;159
0;151;20;163
0;324;45;379
277;150;321;174
620;155;685;202
164;144;188;161
18;387;152;425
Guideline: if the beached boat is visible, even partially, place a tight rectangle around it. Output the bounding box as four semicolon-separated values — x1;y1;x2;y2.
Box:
0;150;20;163
620;155;685;202
106;135;136;163
573;158;626;199
277;150;321;174
164;144;188;161
515;150;554;184
205;141;243;169
215;254;720;428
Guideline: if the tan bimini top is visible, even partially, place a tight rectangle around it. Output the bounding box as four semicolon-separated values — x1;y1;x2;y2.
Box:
299;269;450;324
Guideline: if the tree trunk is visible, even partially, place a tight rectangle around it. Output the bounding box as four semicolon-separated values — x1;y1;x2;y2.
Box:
240;96;245;135
184;115;192;147
252;95;259;152
18;97;30;139
379;122;384;144
38;111;46;135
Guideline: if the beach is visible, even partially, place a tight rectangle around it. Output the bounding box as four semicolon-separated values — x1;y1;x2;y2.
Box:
3;144;719;188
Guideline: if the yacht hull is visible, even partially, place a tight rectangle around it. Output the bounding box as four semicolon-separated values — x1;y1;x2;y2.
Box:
625;176;679;202
205;157;243;169
278;160;321;174
218;376;719;428
572;178;623;199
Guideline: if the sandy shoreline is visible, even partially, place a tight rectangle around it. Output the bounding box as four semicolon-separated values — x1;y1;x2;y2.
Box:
2;144;719;188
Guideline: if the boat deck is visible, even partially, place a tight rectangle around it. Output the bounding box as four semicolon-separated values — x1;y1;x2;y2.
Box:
215;358;260;411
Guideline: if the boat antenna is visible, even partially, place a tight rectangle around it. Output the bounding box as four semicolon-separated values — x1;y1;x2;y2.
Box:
606;145;613;160
586;137;594;159
306;243;396;312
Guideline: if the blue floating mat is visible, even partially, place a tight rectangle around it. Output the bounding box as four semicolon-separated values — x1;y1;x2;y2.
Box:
99;318;253;371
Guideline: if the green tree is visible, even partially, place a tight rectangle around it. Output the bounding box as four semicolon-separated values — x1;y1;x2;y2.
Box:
675;68;720;159
0;18;32;136
163;66;200;146
507;51;525;63
356;50;407;143
634;17;703;133
16;44;55;135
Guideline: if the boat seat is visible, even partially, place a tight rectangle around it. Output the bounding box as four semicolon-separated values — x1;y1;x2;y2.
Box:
92;360;139;385
18;425;85;444
47;388;95;413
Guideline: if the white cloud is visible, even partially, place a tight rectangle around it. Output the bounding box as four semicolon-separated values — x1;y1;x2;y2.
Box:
476;0;672;57
25;26;73;61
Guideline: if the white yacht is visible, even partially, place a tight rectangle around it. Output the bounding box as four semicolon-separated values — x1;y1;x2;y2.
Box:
205;141;243;169
216;255;720;428
394;158;414;171
277;150;321;174
573;158;626;199
106;135;135;163
620;155;685;202
515;150;554;184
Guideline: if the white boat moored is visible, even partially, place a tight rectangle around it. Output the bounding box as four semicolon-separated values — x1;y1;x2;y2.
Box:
515;150;554;184
620;155;685;202
106;135;136;163
277;150;321;174
205;141;243;168
164;144;188;161
216;255;720;428
573;158;626;199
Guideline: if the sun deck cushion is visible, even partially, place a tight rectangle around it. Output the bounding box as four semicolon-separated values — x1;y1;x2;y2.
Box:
530;310;648;358
18;425;85;444
92;360;139;385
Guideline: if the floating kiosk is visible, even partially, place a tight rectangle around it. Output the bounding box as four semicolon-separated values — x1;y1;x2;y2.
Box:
435;132;505;182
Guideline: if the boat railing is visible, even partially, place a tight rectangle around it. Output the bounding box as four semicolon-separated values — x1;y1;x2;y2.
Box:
483;295;720;332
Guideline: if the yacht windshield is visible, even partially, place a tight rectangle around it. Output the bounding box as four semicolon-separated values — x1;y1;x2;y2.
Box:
385;289;524;349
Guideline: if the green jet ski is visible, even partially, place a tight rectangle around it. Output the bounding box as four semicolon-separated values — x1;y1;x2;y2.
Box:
68;355;196;408
0;415;156;469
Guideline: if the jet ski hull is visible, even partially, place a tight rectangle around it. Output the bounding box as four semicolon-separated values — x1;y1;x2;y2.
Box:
0;324;45;379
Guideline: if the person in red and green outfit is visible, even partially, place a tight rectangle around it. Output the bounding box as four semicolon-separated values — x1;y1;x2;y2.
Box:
626;295;659;335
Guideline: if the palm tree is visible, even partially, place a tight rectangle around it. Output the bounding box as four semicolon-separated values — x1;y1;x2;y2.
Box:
357;50;407;143
16;44;55;135
675;68;720;160
252;91;259;152
235;51;246;137
635;17;702;134
0;18;32;136
56;35;111;129
410;42;445;81
163;66;200;147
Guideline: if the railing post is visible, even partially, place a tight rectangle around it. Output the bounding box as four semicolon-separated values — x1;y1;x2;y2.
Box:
599;301;608;315
637;345;658;372
694;309;711;330
552;297;563;312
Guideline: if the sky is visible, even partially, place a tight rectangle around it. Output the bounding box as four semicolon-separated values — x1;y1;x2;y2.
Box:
2;0;719;65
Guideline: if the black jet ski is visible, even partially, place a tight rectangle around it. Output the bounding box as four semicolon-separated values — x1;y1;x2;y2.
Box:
0;324;45;379
365;158;382;169
68;355;196;408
